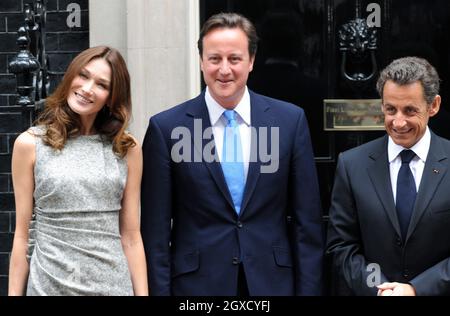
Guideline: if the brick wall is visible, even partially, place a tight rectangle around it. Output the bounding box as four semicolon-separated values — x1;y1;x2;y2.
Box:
0;0;89;296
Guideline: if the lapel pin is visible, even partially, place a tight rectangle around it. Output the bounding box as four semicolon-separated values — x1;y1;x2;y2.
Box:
433;169;439;174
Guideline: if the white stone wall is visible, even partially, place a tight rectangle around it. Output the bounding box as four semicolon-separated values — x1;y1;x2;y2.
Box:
89;0;201;142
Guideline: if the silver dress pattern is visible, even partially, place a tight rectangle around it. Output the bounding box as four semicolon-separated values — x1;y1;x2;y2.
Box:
26;126;133;296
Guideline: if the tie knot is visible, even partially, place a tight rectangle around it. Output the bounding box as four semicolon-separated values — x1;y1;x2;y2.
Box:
223;110;237;124
400;149;416;164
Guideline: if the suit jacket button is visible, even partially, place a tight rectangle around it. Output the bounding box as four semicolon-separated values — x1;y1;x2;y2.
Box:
403;270;409;278
232;257;239;265
396;238;402;246
237;221;243;228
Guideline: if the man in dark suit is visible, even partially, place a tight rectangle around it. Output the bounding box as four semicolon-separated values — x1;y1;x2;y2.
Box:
327;56;450;296
141;12;323;296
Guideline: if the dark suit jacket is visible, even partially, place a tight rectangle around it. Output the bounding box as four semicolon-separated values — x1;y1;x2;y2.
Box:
326;132;450;295
141;90;324;296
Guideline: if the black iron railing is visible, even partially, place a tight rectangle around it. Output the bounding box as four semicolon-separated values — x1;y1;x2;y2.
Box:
8;0;48;127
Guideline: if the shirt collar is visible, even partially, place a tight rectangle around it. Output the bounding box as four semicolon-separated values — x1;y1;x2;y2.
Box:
388;126;431;163
205;86;251;126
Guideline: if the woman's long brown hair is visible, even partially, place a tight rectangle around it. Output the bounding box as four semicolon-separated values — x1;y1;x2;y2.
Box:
36;46;135;157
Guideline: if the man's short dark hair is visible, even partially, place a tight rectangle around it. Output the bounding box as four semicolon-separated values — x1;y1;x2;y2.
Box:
197;12;258;58
376;56;440;104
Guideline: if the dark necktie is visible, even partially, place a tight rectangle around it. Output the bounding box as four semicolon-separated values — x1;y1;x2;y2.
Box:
396;149;417;239
221;110;245;214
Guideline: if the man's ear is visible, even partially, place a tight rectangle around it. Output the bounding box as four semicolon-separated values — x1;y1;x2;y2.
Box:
249;55;255;72
429;95;441;117
200;56;204;72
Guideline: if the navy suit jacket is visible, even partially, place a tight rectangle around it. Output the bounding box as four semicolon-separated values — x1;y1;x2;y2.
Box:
141;90;323;296
327;132;450;295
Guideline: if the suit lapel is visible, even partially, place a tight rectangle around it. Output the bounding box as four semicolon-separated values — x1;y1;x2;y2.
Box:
185;93;235;210
367;136;402;237
406;134;448;240
240;92;272;215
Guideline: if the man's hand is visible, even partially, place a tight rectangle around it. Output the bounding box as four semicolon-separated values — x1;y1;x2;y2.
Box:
377;282;416;296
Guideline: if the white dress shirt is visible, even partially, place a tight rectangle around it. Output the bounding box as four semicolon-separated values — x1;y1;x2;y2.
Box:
205;86;251;181
388;127;431;202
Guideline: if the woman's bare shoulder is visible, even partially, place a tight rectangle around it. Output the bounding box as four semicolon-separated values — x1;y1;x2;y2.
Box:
14;130;37;150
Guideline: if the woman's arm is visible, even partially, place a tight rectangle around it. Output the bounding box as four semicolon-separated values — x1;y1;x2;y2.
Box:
8;131;36;296
120;137;148;296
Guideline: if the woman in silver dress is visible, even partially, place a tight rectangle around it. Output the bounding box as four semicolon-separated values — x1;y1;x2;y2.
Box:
8;46;148;295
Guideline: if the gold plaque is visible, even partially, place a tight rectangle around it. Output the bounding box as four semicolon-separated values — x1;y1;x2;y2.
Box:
324;99;384;131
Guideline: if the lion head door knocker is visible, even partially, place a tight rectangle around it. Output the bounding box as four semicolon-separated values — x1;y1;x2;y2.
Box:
339;18;378;90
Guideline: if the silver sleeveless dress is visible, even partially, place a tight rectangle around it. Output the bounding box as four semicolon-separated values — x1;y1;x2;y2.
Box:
26;126;133;296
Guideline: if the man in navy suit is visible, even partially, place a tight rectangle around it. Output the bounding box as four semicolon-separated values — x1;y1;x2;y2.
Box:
327;56;450;296
141;12;323;296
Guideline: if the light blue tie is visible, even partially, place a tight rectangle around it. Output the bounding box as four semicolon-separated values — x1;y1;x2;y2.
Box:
221;110;245;214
